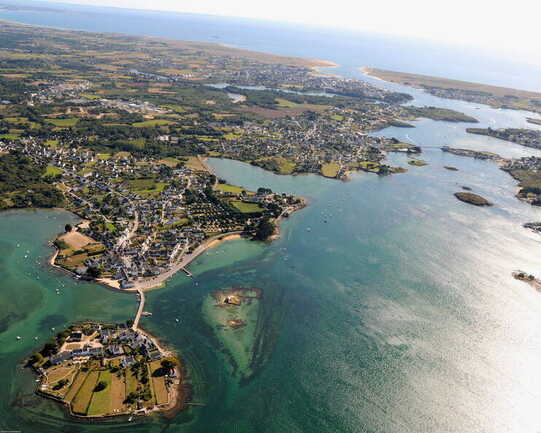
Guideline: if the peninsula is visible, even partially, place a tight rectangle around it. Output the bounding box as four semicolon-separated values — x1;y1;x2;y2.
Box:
362;67;541;114
466;127;541;150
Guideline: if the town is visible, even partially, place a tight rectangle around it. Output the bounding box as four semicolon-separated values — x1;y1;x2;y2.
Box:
1;137;304;288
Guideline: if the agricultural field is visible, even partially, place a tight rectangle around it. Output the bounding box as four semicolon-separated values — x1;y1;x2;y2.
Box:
215;183;246;194
46;118;79;127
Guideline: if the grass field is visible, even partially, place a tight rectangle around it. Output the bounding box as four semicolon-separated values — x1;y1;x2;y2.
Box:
71;370;100;415
0;133;20;139
320;162;340;178
46;118;79;127
162;104;188;113
132;119;177;127
87;371;112;416
44;165;64;176
157;157;179;167
275;97;329;111
215;183;245;194
231;200;263;213
125;368;139;396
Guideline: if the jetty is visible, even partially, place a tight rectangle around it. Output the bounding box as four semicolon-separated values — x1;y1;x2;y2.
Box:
132;288;146;330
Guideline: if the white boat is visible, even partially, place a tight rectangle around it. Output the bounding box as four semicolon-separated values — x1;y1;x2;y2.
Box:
16;336;21;340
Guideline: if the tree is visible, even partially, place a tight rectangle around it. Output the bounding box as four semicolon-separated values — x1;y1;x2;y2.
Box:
94;381;107;392
254;218;275;241
30;352;44;365
86;266;101;278
41;342;58;357
161;357;179;370
65;224;73;233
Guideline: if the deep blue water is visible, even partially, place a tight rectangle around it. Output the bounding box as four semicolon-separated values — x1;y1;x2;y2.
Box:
1;0;541;91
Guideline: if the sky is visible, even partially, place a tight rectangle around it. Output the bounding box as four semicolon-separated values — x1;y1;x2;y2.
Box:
42;0;541;66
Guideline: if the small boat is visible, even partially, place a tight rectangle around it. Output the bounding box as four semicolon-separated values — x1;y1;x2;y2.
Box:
16;336;21;340
175;318;180;323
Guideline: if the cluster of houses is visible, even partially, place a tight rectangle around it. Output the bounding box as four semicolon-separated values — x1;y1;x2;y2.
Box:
1;134;299;286
206;108;406;178
49;325;163;367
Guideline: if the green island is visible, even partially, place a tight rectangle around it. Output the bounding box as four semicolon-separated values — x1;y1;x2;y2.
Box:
454;192;492;206
26;321;186;419
362;67;541;114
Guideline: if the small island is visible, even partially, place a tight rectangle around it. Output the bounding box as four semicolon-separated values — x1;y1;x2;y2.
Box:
407;159;428;167
523;222;541;234
513;271;541;291
454;192;492;206
27;322;186;419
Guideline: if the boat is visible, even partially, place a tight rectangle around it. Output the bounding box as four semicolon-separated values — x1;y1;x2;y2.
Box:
16;336;21;340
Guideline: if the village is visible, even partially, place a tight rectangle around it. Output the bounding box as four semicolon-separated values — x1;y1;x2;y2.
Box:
28;321;182;418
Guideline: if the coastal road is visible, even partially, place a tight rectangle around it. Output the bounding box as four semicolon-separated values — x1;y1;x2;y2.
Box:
132;231;243;290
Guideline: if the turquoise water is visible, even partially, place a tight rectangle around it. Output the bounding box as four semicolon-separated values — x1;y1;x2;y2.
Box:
1;5;541;432
3;141;541;431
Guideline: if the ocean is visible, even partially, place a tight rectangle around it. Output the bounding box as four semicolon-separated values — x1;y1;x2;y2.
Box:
1;3;541;433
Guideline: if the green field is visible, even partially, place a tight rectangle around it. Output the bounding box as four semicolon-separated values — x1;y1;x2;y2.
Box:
87;371;112;416
216;183;245;194
44;165;64;176
162;104;188;113
275;97;329;111
132;119;177;127
231;200;263;213
0;133;20;139
46;118;79;127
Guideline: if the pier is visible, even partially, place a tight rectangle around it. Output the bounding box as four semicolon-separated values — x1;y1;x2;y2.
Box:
132;288;146;330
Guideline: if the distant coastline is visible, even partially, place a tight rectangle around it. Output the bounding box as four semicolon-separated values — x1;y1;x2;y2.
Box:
360;66;541;114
